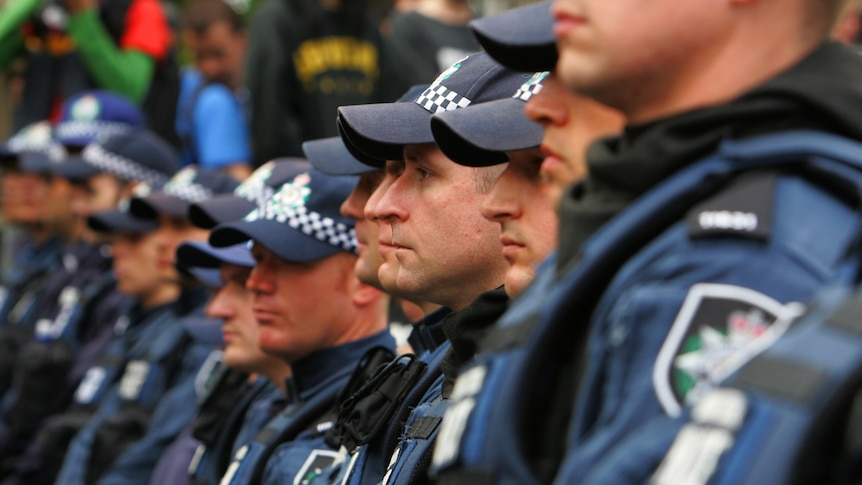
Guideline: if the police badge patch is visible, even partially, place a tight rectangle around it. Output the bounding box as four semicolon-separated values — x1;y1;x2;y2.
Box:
653;283;801;417
295;449;339;485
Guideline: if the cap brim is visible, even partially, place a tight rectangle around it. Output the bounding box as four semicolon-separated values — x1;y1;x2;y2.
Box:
53;156;101;182
210;219;345;263
188;195;256;229
303;137;376;175
470;1;557;72
87;209;159;234
431;98;542;167
183;316;225;347
18;152;55;174
182;266;223;287
337;101;434;161
131;193;190;219
336;118;387;168
176;240;255;269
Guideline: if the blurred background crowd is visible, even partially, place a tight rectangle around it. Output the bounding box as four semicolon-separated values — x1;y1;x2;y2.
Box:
0;0;556;268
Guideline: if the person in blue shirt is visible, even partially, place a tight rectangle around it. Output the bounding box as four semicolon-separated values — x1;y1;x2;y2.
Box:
0;122;69;333
208;169;395;484
176;0;251;179
147;161;316;485
0;108;175;473
50;166;238;485
427;1;862;485
299;53;525;485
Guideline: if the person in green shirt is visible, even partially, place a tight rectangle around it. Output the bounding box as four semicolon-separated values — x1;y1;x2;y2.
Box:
0;0;176;141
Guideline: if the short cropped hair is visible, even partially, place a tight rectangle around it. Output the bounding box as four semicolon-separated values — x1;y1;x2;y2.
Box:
183;0;244;33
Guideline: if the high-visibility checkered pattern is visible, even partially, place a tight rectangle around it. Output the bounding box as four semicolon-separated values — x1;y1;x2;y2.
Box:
246;204;357;252
163;168;214;203
512;72;549;102
416;84;472;114
54;121;130;145
83;144;170;186
235;161;276;207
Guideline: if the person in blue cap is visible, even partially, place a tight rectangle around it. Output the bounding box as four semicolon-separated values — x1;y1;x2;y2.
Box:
303;86;439;323
38;166;238;485
0;121;70;403
187;157;313;231
149;238;293;485
426;0;862;484
0;122;69;334
207;169;394;485
303;52;527;485
0;126;182;476
148;161;314;485
53;91;145;151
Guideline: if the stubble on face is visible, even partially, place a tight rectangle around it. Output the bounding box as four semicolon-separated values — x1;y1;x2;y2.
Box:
383;145;506;310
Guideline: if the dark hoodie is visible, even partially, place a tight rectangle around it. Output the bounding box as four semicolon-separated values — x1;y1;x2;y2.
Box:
557;41;862;271
526;41;862;481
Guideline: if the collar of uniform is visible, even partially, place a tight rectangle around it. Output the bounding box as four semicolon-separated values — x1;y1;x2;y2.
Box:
287;329;396;402
407;306;453;356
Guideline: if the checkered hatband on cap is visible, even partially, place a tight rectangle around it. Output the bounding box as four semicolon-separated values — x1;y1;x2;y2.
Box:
415;84;473;114
163;167;215;203
55;122;130;144
512;71;549;102
235;161;276;207
83;143;170;186
243;176;357;252
415;58;474;113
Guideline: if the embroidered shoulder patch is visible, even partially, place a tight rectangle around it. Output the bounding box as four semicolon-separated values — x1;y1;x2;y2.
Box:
653;283;800;416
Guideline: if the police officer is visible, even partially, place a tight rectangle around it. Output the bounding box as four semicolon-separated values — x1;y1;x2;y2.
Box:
303;122;450;485
0;128;181;485
148;160;315;485
303;52;527;485
151;239;289;485
208;169;395;485
430;68;622;298
302;85;440;324
0;96;169;471
429;1;862;484
0;122;67;390
51;166;238;485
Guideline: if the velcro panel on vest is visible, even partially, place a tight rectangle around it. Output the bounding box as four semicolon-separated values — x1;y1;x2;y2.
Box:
686;171;775;241
406;416;442;440
823;296;862;335
734;356;827;405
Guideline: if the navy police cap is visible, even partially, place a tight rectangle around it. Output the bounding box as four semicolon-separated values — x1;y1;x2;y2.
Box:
470;1;557;72
189;158;313;229
431;72;549;167
130;166;240;220
337;53;530;164
210;170;358;263
56;128;179;184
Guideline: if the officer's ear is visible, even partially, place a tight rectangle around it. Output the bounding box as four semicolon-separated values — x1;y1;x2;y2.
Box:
352;280;386;309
